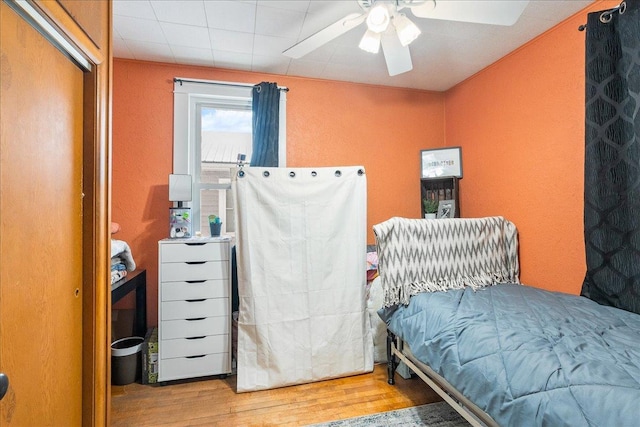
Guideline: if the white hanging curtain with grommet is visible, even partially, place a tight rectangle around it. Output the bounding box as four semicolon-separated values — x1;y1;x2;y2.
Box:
233;166;373;392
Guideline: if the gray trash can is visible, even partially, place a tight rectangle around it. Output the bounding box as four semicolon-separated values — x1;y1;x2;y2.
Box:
111;336;144;385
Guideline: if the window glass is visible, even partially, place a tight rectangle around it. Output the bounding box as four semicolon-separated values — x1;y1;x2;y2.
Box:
196;106;251;235
200;106;252;183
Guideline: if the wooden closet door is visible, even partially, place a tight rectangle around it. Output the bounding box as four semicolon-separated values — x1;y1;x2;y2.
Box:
0;2;84;424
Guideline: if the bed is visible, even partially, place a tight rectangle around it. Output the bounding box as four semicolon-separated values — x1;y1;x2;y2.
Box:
373;217;640;427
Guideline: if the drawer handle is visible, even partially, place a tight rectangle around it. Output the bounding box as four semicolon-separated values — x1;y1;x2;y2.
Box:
186;336;206;340
185;261;206;265
186;317;206;321
186;354;206;359
186;280;206;284
185;242;206;246
186;298;206;303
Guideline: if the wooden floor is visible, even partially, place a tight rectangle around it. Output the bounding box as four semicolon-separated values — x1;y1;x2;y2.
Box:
110;364;441;426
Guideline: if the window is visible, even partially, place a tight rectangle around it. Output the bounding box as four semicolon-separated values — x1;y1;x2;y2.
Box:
197;104;251;236
173;79;286;236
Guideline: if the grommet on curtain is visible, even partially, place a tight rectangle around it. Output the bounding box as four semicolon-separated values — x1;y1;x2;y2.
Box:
289;171;296;178
357;169;364;176
600;2;626;23
311;171;317;177
600;11;613;22
335;170;342;177
263;171;270;177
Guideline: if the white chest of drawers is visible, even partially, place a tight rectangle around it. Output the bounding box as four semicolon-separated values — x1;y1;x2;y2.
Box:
158;238;232;382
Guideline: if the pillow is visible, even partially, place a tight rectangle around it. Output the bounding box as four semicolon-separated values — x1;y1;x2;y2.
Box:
366;250;379;282
111;222;121;234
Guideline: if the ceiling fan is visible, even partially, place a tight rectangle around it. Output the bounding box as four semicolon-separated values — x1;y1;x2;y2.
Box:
282;0;530;76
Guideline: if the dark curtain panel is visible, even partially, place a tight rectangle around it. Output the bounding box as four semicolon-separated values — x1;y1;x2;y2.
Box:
582;0;640;314
250;82;280;167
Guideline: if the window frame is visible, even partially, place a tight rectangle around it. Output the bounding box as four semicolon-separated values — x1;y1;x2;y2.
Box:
173;78;287;234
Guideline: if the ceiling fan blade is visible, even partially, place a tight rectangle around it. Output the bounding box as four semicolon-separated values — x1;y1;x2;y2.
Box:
380;30;413;76
282;13;366;59
411;0;530;26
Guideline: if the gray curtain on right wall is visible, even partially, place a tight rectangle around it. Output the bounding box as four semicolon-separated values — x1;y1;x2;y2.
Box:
582;0;640;314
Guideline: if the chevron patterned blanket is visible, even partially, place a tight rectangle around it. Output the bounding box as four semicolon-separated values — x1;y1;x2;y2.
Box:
373;217;520;307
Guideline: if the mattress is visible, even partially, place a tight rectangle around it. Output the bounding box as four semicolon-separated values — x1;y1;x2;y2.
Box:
384;284;640;427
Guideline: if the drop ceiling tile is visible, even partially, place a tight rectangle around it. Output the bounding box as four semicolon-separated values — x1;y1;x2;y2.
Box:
204;1;257;33
417;17;496;39
150;0;208;26
161;22;211;49
471;14;553;38
210;29;254;54
523;1;592;20
332;24;368;49
321;61;383;83
214;50;254;69
115;15;166;44
112;37;135;59
126;40;176;63
330;43;382;67
251;54;291;74
286;59;328;78
295;42;336;63
443;35;516;66
113;0;155;19
307;1;361;15
255;4;305;38
172;46;214;66
113;24;123;40
253;34;298;57
261;1;311;12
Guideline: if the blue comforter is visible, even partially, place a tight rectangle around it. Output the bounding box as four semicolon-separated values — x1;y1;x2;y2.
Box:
384;284;640;427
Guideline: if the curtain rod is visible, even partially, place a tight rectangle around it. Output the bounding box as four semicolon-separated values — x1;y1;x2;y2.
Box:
578;1;626;31
173;77;289;92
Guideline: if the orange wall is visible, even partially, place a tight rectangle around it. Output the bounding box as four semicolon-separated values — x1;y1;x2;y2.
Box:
113;1;616;322
444;1;617;294
112;60;445;325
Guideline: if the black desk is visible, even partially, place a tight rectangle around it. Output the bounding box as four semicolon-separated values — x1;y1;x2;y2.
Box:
112;269;147;337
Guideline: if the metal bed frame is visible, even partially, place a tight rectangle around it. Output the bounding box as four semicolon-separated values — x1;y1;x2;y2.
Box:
386;330;499;427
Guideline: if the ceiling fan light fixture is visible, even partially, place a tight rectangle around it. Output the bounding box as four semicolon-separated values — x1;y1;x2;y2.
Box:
359;29;381;53
394;14;421;46
366;3;390;33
